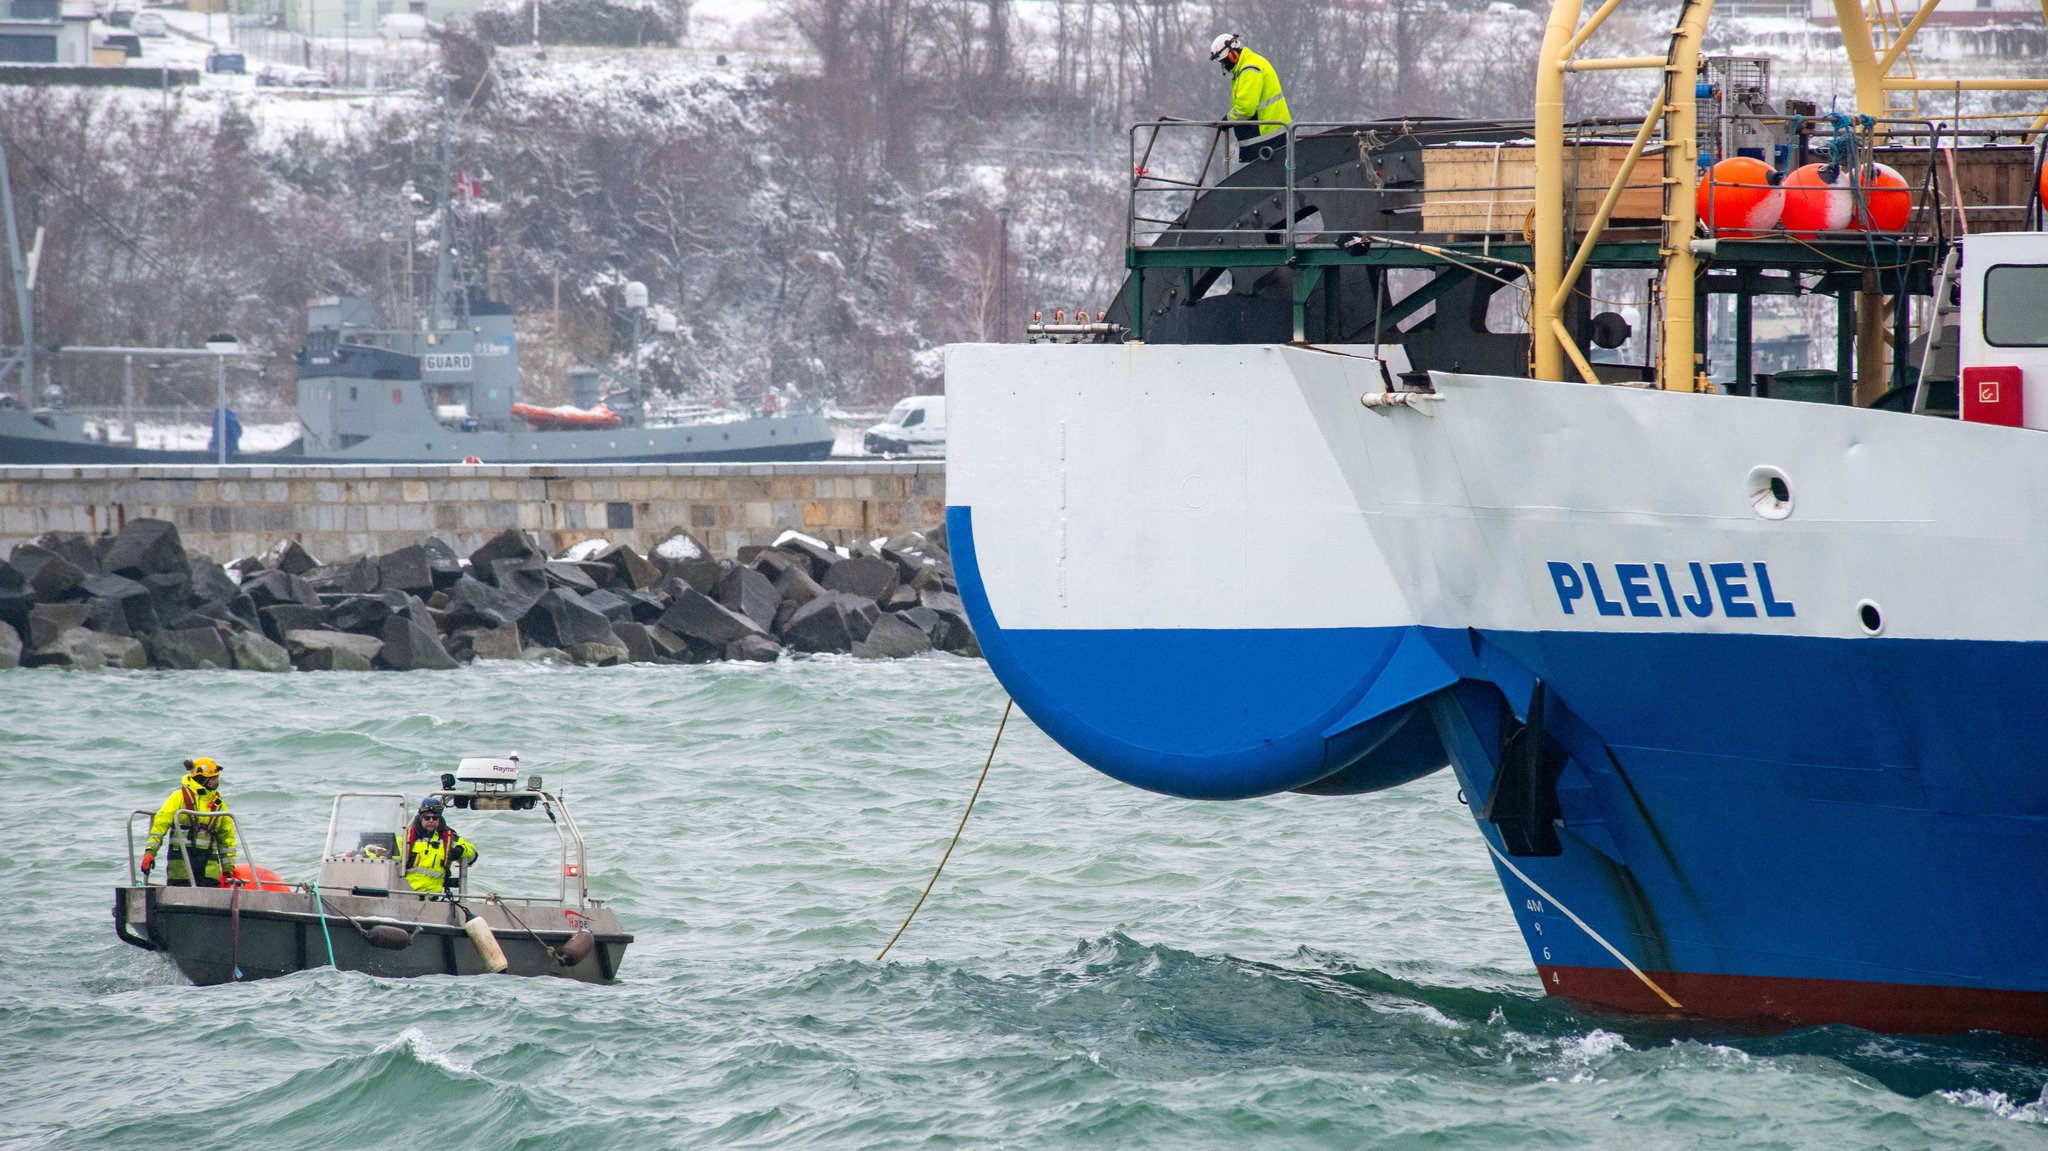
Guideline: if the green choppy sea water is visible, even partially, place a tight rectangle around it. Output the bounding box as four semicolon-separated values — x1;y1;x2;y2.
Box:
5;658;2048;1149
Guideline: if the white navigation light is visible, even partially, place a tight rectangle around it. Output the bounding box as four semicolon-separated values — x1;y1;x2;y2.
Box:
624;281;649;309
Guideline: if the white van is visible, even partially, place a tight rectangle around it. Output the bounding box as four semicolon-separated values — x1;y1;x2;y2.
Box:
863;394;945;456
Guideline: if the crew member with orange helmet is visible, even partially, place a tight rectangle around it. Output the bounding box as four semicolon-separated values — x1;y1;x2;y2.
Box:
141;758;237;887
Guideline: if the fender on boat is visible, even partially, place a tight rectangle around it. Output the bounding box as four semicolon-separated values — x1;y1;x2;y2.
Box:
950;507;1457;800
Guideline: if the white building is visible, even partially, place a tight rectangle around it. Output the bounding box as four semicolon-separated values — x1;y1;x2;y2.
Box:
0;0;95;63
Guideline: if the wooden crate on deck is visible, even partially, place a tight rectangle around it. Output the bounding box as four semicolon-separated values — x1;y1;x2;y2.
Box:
1879;145;2036;233
1421;141;1666;234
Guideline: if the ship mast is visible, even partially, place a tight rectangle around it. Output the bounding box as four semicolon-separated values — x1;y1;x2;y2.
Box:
428;76;459;334
0;126;36;398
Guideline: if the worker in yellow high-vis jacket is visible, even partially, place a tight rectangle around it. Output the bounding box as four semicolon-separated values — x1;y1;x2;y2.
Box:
141;757;237;887
1209;34;1291;163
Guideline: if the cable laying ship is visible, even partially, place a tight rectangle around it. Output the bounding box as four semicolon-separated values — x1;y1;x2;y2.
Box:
946;0;2048;1036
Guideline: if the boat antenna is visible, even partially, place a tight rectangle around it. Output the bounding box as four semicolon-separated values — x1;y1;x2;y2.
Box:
0;126;36;398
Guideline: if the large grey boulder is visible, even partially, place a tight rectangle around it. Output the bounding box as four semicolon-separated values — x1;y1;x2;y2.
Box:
725;634;782;662
577;640;630;666
520;589;625;653
283;629;383;671
264;538;320;575
666;558;726;595
594;543;661;592
422;537;467;589
776;536;844;582
780;594;853;654
772;565;827;609
148;626;233;670
469;529;542;576
611;621;657;664
10;543;87;602
717;566;779;632
657;586;766;647
442;576;542;631
469;625;525;661
0;561;32;632
100;518;188;579
823;555;899;602
325;594;397;636
28;602;90;649
853;612;934;659
303;556;380;596
260;604;327;643
186;557;241;608
378;544;437;595
379;611;459;671
230;630;291;672
240;569;321;610
646;624;692;662
84;572;160;636
32;626;147;671
544;560;602;594
580;588;637;622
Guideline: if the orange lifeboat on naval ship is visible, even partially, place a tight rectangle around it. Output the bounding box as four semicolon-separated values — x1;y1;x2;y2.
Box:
510;402;624;430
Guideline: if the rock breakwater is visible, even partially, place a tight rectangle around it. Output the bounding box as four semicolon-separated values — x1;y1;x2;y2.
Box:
0;518;977;671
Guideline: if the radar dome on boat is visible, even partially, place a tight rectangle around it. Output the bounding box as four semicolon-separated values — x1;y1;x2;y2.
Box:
1695;156;1783;237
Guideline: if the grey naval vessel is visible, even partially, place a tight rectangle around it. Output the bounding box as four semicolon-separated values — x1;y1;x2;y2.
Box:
0;288;835;465
0;106;834;466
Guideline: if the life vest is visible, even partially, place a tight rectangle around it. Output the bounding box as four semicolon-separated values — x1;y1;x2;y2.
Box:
144;775;236;880
404;825;474;894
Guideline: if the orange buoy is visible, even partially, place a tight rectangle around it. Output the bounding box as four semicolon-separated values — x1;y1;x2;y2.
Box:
1853;162;1912;232
226;863;293;892
1696;156;1784;237
1780;163;1856;238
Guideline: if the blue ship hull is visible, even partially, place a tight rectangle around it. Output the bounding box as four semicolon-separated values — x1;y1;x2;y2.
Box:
956;499;2048;1032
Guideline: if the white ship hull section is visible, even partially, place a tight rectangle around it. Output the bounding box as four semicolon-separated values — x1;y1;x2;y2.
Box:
950;343;2048;643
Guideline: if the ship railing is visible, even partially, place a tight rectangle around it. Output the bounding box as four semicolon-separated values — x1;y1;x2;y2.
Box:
125;809;267;889
1128;114;2045;258
1126;117;1695;256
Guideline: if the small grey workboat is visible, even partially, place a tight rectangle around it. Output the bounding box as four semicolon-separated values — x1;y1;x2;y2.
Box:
114;757;632;985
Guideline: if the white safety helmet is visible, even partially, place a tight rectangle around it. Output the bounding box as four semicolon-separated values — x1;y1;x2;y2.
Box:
1208;33;1240;66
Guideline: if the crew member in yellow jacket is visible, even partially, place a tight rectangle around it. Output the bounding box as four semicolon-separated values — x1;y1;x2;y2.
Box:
141;757;237;887
403;795;478;895
1210;34;1291;163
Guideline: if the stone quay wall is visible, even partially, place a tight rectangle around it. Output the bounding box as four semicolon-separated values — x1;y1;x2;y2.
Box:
0;462;948;560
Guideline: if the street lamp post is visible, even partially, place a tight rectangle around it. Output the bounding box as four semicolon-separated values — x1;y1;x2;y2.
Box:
205;333;241;464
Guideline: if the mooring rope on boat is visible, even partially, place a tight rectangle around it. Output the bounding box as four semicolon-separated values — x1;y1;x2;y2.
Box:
307;883;338;967
485;893;565;965
876;698;1014;963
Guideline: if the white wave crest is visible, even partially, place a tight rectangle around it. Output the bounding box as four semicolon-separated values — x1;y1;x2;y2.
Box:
1937;1087;2048;1124
378;1024;476;1076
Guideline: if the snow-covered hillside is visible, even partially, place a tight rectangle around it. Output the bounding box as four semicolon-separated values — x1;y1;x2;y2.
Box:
1;0;2040;417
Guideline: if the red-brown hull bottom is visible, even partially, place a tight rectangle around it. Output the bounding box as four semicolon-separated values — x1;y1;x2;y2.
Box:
1542;965;2048;1038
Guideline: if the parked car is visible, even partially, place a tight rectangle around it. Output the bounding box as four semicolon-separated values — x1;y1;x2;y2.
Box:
205;49;244;73
130;10;167;35
863;394;946;457
101;6;134;26
99;30;141;55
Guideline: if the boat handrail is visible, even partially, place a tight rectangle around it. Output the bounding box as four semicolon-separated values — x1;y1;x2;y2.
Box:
124;808;264;888
427;788;591;910
1125;114;2045;258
